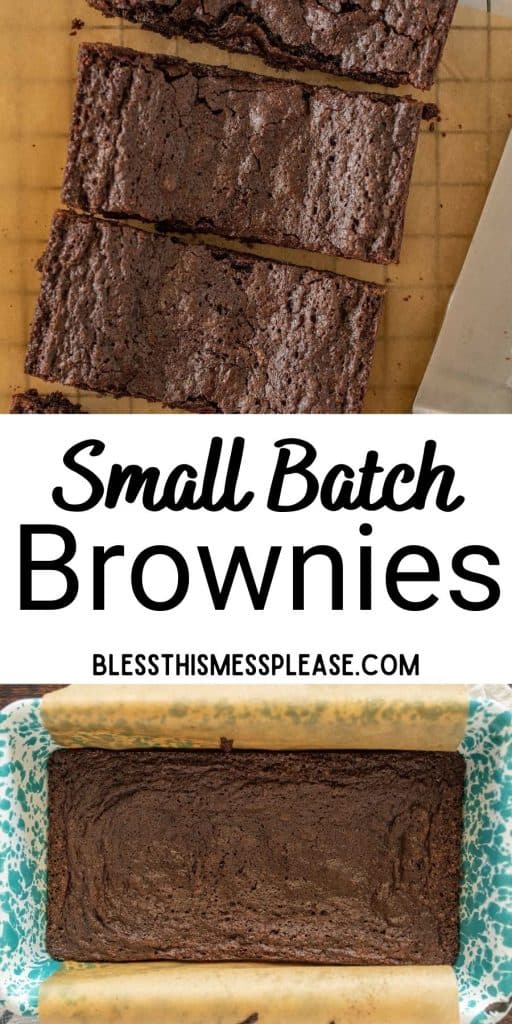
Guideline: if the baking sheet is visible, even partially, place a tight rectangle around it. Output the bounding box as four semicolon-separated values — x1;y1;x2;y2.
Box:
40;683;469;750
0;0;511;414
1;686;510;1024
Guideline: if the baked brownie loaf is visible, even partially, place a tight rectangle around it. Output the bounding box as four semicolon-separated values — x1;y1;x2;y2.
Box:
47;748;464;964
63;44;425;265
25;212;384;414
85;0;459;90
10;389;84;414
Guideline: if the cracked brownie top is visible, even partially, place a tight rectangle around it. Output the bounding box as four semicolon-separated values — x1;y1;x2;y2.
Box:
46;748;465;963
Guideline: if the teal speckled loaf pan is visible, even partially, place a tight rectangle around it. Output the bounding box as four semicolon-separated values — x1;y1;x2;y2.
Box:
0;688;510;1023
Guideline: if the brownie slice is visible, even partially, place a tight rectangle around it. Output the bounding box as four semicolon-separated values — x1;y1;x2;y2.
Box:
25;211;384;414
85;0;459;90
10;389;84;414
46;748;465;965
63;44;425;265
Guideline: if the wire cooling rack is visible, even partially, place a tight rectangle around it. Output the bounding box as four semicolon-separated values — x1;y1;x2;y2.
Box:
0;0;511;414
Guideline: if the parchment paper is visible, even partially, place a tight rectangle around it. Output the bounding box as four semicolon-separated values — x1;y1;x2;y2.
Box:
5;684;470;1022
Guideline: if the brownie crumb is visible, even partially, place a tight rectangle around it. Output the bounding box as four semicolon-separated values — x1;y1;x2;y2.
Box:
220;737;234;753
238;1015;259;1024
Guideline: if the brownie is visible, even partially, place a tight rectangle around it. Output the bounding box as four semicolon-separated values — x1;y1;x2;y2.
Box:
25;211;384;414
10;389;84;414
63;44;425;265
85;0;459;90
46;749;464;965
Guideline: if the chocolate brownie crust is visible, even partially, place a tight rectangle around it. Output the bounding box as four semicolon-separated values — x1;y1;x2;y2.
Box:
25;211;384;414
10;389;84;414
85;0;459;90
64;44;424;264
46;748;464;965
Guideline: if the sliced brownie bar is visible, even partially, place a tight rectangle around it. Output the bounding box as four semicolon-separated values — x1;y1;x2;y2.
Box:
25;212;384;414
10;389;84;414
85;0;459;90
64;44;426;265
46;748;465;964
